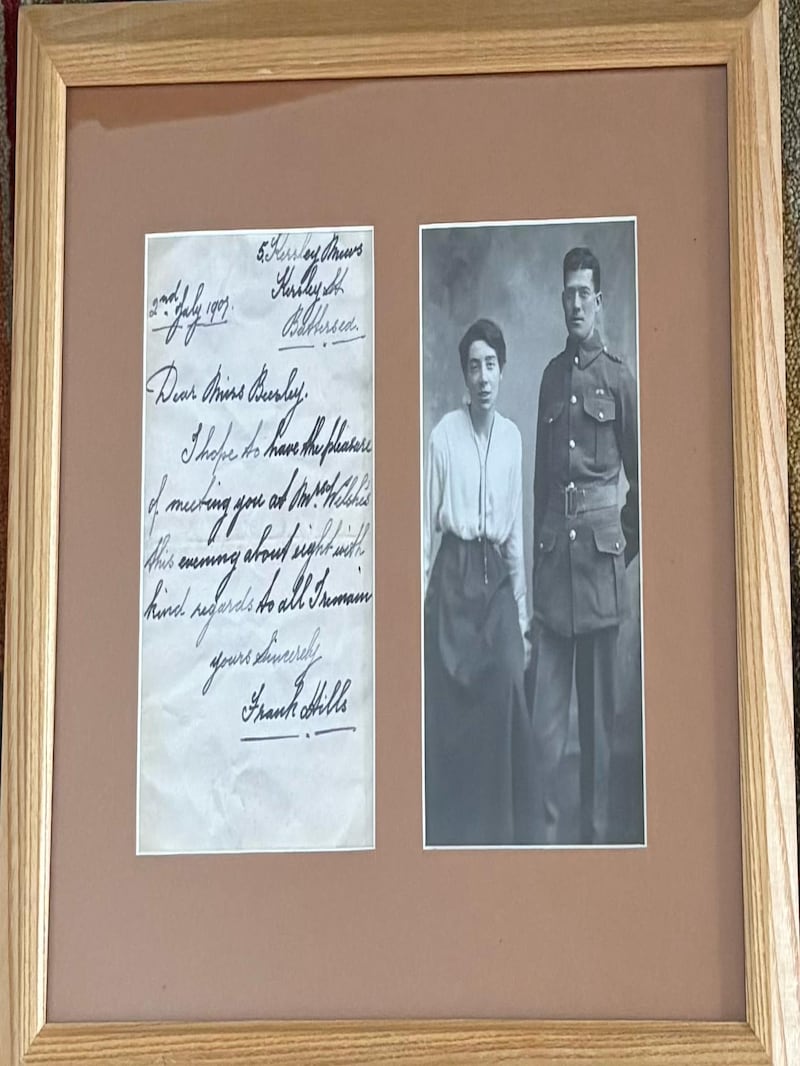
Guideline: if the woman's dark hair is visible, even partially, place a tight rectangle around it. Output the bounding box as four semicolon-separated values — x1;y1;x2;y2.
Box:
458;318;507;375
563;246;601;293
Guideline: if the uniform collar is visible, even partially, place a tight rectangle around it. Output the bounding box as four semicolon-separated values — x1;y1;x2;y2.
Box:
565;328;605;369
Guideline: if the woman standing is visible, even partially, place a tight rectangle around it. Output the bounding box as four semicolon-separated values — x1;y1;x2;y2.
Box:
424;318;529;846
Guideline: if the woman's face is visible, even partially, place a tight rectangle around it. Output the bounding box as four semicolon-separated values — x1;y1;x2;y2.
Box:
464;339;502;415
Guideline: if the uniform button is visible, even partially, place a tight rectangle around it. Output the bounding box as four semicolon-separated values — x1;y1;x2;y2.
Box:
574;355;579;365
615;541;620;550
598;411;605;420
567;481;575;489
569;529;577;542
570;394;577;404
539;541;544;550
569;438;576;449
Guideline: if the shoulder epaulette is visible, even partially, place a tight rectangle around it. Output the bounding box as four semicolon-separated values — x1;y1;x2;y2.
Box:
602;345;623;364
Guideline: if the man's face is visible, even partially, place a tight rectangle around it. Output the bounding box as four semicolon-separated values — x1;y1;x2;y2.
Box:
562;267;601;342
464;339;502;415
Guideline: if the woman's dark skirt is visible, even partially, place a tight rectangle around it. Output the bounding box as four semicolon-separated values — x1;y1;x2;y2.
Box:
424;532;532;846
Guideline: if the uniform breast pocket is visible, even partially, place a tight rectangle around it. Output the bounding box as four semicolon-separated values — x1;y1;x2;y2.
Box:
583;394;617;466
592;523;626;621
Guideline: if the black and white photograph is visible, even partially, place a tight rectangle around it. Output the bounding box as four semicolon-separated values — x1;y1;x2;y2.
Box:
421;218;644;849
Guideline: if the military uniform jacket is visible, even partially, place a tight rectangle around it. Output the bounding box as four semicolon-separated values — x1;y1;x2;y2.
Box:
533;329;639;637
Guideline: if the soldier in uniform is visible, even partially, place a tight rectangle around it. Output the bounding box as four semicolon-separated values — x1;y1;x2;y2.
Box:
528;246;639;845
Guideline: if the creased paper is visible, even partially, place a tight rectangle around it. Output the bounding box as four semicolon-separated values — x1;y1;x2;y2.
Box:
137;228;374;854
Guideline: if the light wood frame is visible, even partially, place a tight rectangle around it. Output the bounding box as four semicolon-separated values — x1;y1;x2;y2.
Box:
0;0;797;1062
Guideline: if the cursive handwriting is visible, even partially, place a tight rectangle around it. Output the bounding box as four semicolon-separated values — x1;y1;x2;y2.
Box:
142;229;373;751
240;663;351;727
257;231;364;267
149;279;231;347
271;263;348;302
202;626;322;696
282;300;360;340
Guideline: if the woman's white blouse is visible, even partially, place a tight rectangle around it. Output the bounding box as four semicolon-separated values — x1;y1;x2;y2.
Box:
424;406;527;638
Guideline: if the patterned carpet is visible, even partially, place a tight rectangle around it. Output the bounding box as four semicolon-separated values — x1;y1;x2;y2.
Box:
0;1;798;846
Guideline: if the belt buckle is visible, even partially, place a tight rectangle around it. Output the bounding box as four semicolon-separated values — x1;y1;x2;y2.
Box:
565;483;578;517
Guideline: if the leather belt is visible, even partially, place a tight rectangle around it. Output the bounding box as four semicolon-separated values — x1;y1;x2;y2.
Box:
561;482;618;517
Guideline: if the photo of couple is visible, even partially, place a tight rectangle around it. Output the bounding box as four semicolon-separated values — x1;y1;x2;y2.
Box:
421;218;644;849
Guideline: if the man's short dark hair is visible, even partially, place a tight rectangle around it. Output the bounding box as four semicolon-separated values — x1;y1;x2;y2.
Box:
563;247;601;293
458;318;507;375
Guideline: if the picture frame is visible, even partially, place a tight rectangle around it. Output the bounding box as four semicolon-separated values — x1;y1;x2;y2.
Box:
0;0;797;1062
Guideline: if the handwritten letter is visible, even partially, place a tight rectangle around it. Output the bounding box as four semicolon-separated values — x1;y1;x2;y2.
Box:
138;229;374;854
